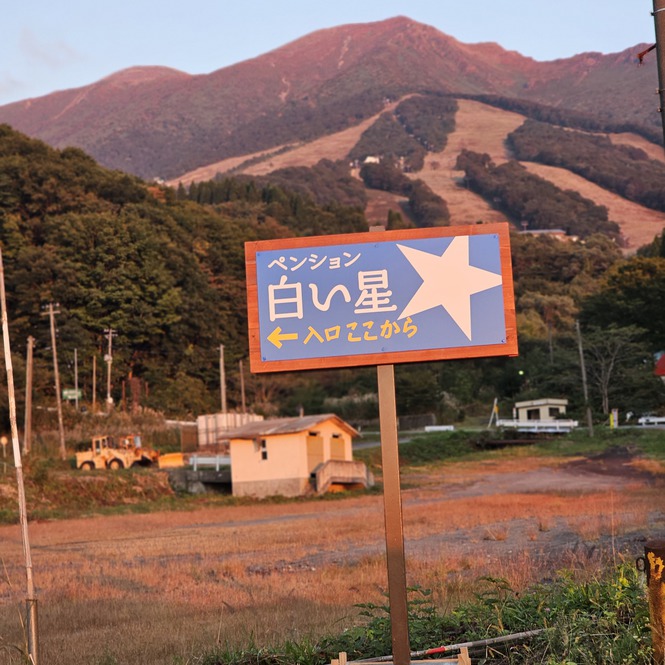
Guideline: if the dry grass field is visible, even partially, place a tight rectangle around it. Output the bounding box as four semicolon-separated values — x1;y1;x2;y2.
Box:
0;447;662;664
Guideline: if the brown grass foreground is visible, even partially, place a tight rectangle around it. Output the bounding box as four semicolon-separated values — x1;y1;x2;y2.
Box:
0;451;663;664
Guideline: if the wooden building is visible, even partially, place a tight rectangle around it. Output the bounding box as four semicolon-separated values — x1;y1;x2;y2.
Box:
225;414;372;498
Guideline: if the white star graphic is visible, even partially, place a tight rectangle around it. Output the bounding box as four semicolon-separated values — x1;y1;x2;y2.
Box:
397;236;503;340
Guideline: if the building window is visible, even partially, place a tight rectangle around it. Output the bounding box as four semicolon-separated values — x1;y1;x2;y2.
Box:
260;439;268;461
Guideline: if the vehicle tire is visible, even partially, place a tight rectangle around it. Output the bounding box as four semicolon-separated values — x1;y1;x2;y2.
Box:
79;462;94;470
108;459;124;470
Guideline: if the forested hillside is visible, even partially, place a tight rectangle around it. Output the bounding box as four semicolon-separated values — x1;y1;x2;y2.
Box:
462;94;663;145
507;120;665;211
0;125;365;420
168;91;665;252
455;150;621;240
1;124;664;428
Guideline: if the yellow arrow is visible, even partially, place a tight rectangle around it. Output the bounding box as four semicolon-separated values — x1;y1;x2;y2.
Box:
267;327;298;349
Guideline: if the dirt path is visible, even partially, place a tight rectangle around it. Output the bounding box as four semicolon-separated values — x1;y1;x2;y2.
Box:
1;448;660;570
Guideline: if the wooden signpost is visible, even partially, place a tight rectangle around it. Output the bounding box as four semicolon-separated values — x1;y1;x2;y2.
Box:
245;222;517;664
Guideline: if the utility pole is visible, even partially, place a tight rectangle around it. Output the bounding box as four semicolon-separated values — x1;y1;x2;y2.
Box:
575;320;594;437
219;344;227;414
652;0;665;150
92;355;97;414
23;336;34;454
42;303;66;460
239;359;246;414
103;328;116;411
74;348;79;412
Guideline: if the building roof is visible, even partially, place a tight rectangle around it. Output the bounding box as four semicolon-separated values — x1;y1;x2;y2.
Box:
223;414;358;440
515;398;568;408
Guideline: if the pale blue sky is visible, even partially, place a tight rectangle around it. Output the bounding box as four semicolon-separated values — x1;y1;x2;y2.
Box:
1;1;656;106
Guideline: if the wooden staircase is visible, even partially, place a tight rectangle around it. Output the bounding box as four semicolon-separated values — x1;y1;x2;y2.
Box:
313;459;372;494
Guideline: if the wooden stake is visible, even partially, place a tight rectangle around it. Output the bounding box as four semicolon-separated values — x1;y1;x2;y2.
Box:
0;248;39;663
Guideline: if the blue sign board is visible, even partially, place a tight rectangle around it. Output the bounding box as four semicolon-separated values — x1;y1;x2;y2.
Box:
246;223;517;372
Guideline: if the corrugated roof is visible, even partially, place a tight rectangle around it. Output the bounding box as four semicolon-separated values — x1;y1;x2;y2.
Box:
223;413;358;439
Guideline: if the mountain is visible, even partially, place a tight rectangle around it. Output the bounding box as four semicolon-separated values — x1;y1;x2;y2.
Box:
0;17;660;182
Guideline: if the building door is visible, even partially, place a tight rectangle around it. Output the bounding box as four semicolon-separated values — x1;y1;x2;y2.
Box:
330;435;345;460
307;434;324;473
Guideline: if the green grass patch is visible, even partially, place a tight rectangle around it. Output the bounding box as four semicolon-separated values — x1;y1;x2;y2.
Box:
193;563;651;664
355;430;484;470
355;426;665;472
532;426;665;460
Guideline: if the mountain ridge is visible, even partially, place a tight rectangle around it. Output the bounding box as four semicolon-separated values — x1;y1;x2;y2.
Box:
0;16;658;180
2;16;663;251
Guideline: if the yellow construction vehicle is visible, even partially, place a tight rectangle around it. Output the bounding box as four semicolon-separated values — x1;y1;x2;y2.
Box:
76;434;159;470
